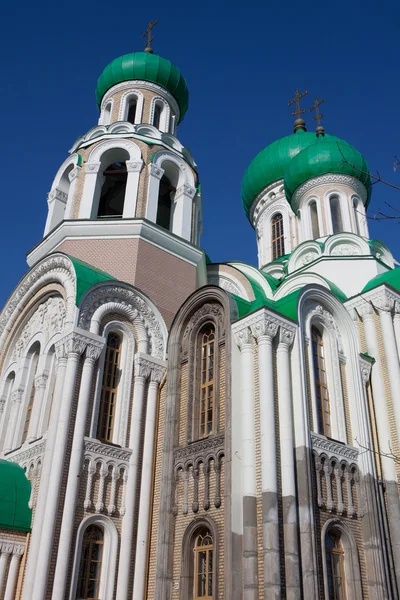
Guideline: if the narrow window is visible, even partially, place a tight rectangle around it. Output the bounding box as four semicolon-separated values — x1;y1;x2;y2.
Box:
194;528;213;600
127;98;137;124
77;525;104;599
153;103;162;129
312;326;331;437
271;213;285;259
330;195;343;233
97;333;121;442
104;102;112;125
97;162;127;219
310;201;320;239
353;199;360;235
325;530;346;600
199;326;215;439
22;353;39;444
156;175;175;230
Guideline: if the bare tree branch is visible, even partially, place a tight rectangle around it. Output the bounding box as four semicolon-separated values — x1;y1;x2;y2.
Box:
355;437;400;465
337;143;400;192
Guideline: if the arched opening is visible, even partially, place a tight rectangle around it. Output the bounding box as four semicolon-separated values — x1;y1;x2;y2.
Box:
156;174;176;230
97;162;127;219
194;528;214;599
127;98;137;124
0;372;15;450
325;530;346;599
180;520;218;599
311;325;331;437
353;199;360;235
271;213;285;259
199;325;215;439
104;102;112;125
76;524;104;599
21;345;40;444
330;195;343;234
97;332;122;443
310;201;320;239
153;102;163;129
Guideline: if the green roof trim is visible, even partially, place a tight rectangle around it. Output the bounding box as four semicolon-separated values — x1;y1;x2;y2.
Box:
0;459;32;532
361;352;376;363
362;267;400;293
67;256;116;305
96;52;189;122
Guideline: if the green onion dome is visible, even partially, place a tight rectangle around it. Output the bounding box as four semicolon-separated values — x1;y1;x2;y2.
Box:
284;135;372;206
96;52;189;121
0;459;32;531
241;129;320;218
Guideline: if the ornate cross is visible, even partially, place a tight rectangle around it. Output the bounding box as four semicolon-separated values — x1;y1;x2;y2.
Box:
142;19;159;52
288;89;308;118
310;97;325;126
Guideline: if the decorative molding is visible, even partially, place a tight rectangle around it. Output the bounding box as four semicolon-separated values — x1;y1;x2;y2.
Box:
148;163;164;180
331;243;360;256
175;184;196;200
311;432;359;462
174;434;225;465
47;188;68;205
84;438;132;462
135;355;166;383
68;166;81;182
278;326;295;348
232;325;252;349
126;160;143;173
85;340;105;362
85;161;102;174
307;302;344;355
359;355;372;383
34;374;48;390
181;303;225;359
292;174;367;207
10;389;24;404
7;439;45;467
207;275;241;296
0;540;25;556
250;314;280;340
54;331;90;357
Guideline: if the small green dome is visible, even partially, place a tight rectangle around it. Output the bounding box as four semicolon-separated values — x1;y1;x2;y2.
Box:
96;52;189;121
284;136;372;207
241;129;320;218
0;459;32;532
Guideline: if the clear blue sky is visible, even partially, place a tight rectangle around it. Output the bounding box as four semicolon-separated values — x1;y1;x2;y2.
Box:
1;0;399;307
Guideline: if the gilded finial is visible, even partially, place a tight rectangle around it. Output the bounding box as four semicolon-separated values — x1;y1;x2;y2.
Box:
142;19;159;53
310;97;325;136
288;89;308;132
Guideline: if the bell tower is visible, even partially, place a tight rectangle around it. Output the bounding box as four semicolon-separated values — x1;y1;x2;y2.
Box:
29;33;206;325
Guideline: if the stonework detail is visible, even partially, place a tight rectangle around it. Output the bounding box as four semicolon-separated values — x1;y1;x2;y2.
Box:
293;174;368;206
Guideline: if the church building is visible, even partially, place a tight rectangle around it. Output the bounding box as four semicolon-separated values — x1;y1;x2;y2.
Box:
1;32;400;600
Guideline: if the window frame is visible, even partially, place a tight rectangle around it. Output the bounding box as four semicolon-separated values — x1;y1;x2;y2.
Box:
271;212;285;260
118;91;144;124
198;326;216;439
179;518;219;600
194;528;214;600
76;524;104;600
312;325;332;437
321;520;362;600
97;332;122;443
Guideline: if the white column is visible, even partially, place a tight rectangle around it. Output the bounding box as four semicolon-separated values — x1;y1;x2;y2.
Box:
51;340;104;599
116;356;148;600
3;388;23;453
123;160;143;218
44;188;68;236
64;165;82;220
145;164;164;223
133;364;165;600
393;303;400;357
0;548;10;592
277;326;300;600
30;332;88;600
79;162;102;218
251;316;281;599
171;184;196;242
4;548;23;600
27;373;48;442
379;307;400;442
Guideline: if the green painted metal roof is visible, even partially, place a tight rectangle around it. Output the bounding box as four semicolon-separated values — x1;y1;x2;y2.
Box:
362;267;400;293
96;52;189;122
284;136;372;207
0;460;32;532
67;255;116;305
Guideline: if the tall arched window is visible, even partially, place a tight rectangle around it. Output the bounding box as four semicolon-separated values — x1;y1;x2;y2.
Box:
330;196;343;234
194;528;214;600
325;530;346;599
156;175;175;230
199;326;215;439
97;162;127;218
77;524;104;599
153;102;163;129
21;351;39;444
312;326;331;437
103;102;112;125
97;333;122;442
353;199;360;235
271;213;285;259
310;201;320;239
127;98;137;124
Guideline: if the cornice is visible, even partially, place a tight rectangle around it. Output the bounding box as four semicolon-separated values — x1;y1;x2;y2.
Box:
292;174;367;210
311;432;359;462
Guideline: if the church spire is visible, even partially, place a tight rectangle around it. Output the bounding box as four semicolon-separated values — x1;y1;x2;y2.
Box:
288;88;308;132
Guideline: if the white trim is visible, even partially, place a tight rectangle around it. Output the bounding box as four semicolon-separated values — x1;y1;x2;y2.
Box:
99;99;114;126
299;194;324;241
325;190;352;234
292;174;368;212
45;154;81;235
149;96;170;132
69;514;118;600
118;90;144;124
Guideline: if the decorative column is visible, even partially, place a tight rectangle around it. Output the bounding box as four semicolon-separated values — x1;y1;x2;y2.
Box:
251;314;281;599
233;324;258;600
64;164;82;220
277;326;300;600
378;296;400;439
393;302;400;357
133;361;166;600
358;301;400;592
30;330;89;600
22;344;68;595
51;338;104;599
79;162;102;218
4;544;24;600
3;388;23;453
123;160;144;218
0;545;11;592
116;355;150;600
44;188;68;236
145;163;164;223
171;184;196;241
27;373;48;442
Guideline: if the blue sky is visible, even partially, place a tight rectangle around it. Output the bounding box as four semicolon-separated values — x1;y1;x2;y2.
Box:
0;0;399;307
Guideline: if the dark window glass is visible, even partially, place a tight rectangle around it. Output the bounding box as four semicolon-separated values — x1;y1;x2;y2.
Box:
97;162;127;218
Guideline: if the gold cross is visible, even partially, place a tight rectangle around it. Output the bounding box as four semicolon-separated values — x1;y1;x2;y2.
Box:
288;89;308;119
142;19;159;52
310;97;325;126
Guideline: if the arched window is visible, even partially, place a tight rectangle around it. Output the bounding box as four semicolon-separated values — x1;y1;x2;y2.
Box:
103;102;112;125
127;98;137;124
330;195;343;234
97;162;127;219
156;175;175;230
76;524;104;599
194;528;214;600
312;326;331;437
97;332;122;442
353;199;360;235
21;351;39;444
199;326;215;439
153;102;163;129
325;530;346;599
310;201;320;239
271;213;285;259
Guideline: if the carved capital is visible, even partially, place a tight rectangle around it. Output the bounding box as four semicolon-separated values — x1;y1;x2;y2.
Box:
359;355;373;383
47;188;68;205
150;364;166;384
250;315;279;341
34;374;48;390
135;355;166;383
148;163;164;180
0;396;6;413
126;160;143;173
85;161;101;174
68;165;81;182
85;340;105;362
55;331;92;359
232;325;253;349
355;301;374;319
175;184;196;200
278;327;295;348
11;389;24;404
